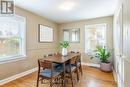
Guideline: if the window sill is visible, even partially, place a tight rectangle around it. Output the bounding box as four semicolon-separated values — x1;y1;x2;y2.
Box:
0;55;27;64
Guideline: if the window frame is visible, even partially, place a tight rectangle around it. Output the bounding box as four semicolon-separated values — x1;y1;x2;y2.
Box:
85;23;107;54
0;15;27;64
63;28;80;43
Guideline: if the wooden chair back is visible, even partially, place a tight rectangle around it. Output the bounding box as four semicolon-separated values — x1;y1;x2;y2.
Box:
37;59;56;87
77;54;81;61
38;59;53;70
70;51;81;64
70;56;78;65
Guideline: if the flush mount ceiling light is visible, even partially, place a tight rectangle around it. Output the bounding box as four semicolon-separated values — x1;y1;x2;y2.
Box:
59;0;75;11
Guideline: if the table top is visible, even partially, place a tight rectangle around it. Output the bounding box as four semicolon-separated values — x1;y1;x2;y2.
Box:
42;52;81;63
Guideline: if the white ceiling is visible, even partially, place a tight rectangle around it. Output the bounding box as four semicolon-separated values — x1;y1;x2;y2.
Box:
15;0;118;23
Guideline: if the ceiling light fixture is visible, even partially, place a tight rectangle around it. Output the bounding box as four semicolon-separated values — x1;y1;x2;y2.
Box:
59;0;75;11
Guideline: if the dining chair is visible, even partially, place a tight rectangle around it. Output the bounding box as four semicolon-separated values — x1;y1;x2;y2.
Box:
65;56;79;87
70;51;83;76
37;59;63;87
47;53;62;69
76;53;83;76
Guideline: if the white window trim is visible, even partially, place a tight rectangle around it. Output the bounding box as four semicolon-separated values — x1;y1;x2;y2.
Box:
0;55;27;64
0;15;27;64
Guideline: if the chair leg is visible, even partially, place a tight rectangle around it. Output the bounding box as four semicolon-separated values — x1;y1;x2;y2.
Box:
76;68;79;81
80;65;83;76
70;72;74;87
36;76;39;87
50;78;53;87
61;75;64;87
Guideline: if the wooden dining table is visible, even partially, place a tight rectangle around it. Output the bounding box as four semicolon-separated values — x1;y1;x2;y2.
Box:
42;52;81;87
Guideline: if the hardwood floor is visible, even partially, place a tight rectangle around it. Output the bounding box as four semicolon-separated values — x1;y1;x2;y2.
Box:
1;66;117;87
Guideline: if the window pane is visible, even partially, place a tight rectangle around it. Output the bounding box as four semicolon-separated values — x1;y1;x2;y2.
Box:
63;30;69;41
71;31;76;41
71;30;79;42
0;16;26;61
85;24;107;54
71;29;79;42
0;37;20;58
63;29;80;42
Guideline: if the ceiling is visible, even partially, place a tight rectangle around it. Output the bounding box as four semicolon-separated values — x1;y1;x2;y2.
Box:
15;0;118;23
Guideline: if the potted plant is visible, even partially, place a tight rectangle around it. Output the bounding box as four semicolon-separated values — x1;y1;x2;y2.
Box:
59;41;70;56
91;46;112;72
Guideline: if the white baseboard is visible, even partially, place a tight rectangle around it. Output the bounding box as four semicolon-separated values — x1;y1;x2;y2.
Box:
0;67;38;86
81;62;100;68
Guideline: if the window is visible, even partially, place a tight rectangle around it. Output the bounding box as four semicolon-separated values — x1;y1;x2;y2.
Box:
85;24;107;54
0;15;26;62
63;30;70;41
63;28;80;42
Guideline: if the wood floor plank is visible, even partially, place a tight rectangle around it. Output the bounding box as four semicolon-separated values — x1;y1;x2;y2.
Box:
1;66;117;87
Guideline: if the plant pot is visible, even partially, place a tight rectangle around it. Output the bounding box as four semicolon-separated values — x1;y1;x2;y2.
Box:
62;48;67;56
100;62;112;72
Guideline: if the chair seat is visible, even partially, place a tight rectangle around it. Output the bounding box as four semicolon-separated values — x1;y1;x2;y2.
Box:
71;61;80;66
55;64;63;70
53;63;62;68
65;64;76;72
40;68;62;78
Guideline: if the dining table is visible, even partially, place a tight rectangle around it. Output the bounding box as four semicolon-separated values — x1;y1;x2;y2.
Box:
42;52;81;87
